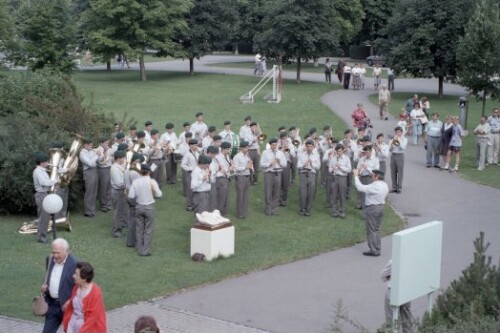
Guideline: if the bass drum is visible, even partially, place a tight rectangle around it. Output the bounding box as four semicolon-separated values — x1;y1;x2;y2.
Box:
227;133;240;158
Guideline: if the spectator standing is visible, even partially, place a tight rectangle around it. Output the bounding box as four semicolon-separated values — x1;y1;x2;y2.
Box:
424;112;443;168
444;116;464;172
343;63;351;89
373;64;382;90
378;84;391;120
473;116;490;171
336;59;345;83
439;115;454;169
380;260;413;333
410;102;427;146
387;68;395;90
324;58;332;83
487;108;500;165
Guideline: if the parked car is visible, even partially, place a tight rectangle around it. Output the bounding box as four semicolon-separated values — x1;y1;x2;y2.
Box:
366;55;386;67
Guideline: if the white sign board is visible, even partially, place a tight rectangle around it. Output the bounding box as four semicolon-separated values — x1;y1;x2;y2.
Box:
390;221;443;306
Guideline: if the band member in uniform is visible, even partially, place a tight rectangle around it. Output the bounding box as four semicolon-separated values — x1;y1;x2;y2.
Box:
278;131;294;206
191;112;208;144
233;140;252;219
297;139;321;216
212;135;222;152
126;125;137;146
178;132;192;196
353;169;388;256
342;129;357;200
33;152;57;243
260;137;287;216
219;120;234;140
79;138;99;218
374;134;390;175
96;137;112;212
202;126;216;150
135;131;150;157
244;122;261;184
178;122;191;146
110;132;127;156
329;144;352;218
128;164;162;256
160;123;179;185
110;150;128;238
323;140;336;208
50;141;69;220
389;126;407;193
288;126;300;184
356;145;380;211
205;146;219;211
213;141;233;217
239;115;252;139
191;155;212;215
319;125;333;187
181;139;200;211
124;153;143;248
144;120;153;146
148;129;164;188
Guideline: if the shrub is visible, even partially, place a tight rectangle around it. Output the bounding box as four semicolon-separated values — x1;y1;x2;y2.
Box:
420;232;500;331
0;70;127;214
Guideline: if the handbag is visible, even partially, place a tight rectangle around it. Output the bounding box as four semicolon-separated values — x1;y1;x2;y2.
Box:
32;255;52;316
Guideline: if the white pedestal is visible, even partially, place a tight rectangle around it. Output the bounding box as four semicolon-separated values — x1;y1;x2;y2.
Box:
190;224;235;261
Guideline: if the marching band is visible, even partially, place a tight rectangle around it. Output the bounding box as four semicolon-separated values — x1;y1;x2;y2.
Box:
29;113;396;254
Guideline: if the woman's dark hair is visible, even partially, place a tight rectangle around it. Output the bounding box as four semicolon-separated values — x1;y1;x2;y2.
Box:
134;316;160;333
76;262;94;283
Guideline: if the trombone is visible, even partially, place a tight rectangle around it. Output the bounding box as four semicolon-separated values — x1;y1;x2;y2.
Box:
256;123;267;141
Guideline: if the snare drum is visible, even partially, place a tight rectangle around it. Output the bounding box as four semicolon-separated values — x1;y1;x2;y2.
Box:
229;133;240;158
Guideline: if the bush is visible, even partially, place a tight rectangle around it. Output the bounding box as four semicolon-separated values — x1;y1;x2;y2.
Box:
0;70;121;214
420;232;500;331
349;45;370;60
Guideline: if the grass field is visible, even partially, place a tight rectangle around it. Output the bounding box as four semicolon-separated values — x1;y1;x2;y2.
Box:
0;71;404;321
368;93;500;188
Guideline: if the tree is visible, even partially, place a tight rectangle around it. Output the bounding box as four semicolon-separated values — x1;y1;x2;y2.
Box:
456;0;500;116
174;0;234;75
356;0;395;52
0;0;12;43
81;0;191;81
420;232;500;331
254;0;340;83
333;0;364;45
382;0;474;97
7;0;76;73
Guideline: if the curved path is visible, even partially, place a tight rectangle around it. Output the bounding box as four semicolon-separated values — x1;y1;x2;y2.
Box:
2;56;498;333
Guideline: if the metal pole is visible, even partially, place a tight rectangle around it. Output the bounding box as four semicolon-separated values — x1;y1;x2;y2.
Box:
392;306;399;333
427;292;434;313
51;214;57;240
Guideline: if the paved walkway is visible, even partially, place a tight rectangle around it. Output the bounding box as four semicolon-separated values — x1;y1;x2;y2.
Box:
2;55;499;333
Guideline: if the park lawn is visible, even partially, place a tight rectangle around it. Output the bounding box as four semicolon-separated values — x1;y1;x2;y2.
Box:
368;93;500;188
0;71;404;321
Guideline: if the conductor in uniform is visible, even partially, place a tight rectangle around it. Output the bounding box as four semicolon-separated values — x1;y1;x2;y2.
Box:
353;169;388;256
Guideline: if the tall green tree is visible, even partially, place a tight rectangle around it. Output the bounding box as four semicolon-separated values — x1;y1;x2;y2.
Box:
8;0;76;73
174;0;234;75
254;0;340;83
356;0;395;51
456;0;500;116
333;0;364;45
81;0;191;81
382;0;474;96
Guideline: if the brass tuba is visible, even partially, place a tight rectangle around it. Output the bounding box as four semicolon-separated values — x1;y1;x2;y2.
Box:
126;140;145;170
18;213;72;234
59;134;85;187
48;148;66;192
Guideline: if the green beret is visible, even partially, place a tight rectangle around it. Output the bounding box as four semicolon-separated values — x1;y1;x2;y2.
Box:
114;150;126;158
198;155;212;165
151;129;159;135
165;123;174;129
35;152;49;163
221;142;231;149
268;137;278;144
239;140;249;148
206;146;219;155
51;141;64;149
117;143;129;151
131;153;142;162
115;132;125;139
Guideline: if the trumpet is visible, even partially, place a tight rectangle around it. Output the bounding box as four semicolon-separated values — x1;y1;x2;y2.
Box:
258;133;267;141
292;139;300;147
391;138;400;146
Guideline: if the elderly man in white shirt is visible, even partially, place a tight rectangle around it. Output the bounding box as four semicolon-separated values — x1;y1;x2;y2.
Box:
353;169;388;257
